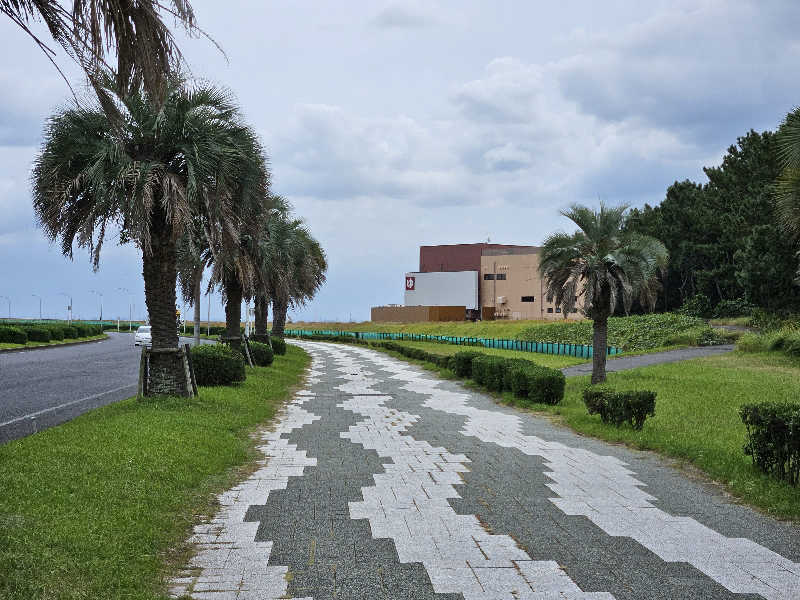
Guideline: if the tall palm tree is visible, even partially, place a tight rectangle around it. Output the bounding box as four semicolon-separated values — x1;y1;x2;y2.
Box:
2;0;199;98
32;77;261;395
774;107;800;283
540;203;668;384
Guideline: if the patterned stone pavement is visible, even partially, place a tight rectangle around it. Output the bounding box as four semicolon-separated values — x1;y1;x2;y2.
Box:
170;341;800;599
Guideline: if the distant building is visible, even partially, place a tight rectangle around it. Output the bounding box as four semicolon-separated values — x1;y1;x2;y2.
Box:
371;242;585;322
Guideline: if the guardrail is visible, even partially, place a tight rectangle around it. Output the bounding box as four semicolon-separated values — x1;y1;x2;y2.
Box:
283;329;621;358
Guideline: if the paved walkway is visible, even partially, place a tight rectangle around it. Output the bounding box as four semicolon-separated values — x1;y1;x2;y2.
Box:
170;341;799;600
561;345;735;377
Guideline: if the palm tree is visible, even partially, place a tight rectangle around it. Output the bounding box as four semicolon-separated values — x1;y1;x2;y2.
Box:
540;203;668;384
32;77;261;395
774;108;800;283
2;0;199;98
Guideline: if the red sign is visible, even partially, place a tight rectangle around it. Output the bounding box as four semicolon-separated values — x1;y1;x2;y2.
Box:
405;276;415;291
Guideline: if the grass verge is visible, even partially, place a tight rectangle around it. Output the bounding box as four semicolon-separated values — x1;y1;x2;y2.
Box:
0;334;107;351
0;345;310;600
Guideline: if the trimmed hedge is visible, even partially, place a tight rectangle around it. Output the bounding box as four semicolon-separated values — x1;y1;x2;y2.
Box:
583;386;656;430
520;364;566;406
451;351;482;377
740;401;800;486
249;341;274;367
0;326;27;344
62;326;78;339
23;327;51;343
271;337;287;355
46;325;65;341
190;344;246;386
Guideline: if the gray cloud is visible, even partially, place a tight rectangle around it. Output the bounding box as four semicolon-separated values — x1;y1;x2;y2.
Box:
370;2;438;29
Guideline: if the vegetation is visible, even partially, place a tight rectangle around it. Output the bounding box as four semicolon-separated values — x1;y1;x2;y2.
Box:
738;327;800;358
774;107;800;283
190;344;246;386
740;401;800;486
540;203;668;383
517;313;730;352
1;0;198;98
626;129;800;312
248;340;274;367
270;337;287;356
32;77;264;395
0;345;309;600
583;386;656;430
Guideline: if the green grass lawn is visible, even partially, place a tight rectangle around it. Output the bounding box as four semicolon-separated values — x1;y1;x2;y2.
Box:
0;345;310;600
291;319;548;338
388;340;587;369
0;334;107;351
508;351;800;520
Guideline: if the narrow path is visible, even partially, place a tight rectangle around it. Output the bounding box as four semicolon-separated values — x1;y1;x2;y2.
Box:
561;344;735;377
170;340;798;600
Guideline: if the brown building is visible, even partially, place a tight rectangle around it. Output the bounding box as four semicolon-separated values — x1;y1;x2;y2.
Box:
480;247;583;320
419;243;534;273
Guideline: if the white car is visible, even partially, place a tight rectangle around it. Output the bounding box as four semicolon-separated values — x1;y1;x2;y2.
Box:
134;325;152;346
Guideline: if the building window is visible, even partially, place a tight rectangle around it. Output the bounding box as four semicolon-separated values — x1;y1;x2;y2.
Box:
555;307;562;313
521;296;535;302
547;307;553;313
495;273;507;280
483;273;495;280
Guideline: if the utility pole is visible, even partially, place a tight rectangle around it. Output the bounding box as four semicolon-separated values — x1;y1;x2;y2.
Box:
31;294;42;319
0;295;9;319
58;293;73;324
90;290;103;321
118;287;132;330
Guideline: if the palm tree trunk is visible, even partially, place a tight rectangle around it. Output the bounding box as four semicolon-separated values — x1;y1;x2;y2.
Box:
253;294;270;343
591;317;608;384
142;214;187;396
223;273;243;350
193;266;202;346
272;295;288;338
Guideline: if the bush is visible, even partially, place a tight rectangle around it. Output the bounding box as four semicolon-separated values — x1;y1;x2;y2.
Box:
712;298;755;318
740;401;800;485
0;325;27;344
451;351;483;377
62;326;78;339
45;325;65;341
23;327;51;343
583;386;656;430
679;294;713;319
523;365;566;406
190;344;246;386
249;341;274;367
271;337;287;355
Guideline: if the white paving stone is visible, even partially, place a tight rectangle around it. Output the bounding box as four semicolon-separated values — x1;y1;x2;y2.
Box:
327;342;800;600
168;393;319;599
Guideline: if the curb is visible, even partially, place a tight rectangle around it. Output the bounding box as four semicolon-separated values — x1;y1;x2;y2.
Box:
0;334;109;355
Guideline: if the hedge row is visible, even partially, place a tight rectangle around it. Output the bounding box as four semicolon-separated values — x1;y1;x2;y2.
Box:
740;401;800;486
0;322;103;345
582;386;656;430
189;336;282;387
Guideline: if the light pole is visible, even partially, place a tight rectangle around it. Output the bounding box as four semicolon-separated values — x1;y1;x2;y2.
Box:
31;294;42;320
58;293;73;324
89;290;103;322
118;287;133;330
0;295;9;319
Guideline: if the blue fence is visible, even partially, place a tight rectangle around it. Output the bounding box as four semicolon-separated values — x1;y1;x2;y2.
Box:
284;329;621;358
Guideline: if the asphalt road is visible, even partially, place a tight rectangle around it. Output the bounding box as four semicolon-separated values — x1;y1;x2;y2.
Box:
0;332;208;444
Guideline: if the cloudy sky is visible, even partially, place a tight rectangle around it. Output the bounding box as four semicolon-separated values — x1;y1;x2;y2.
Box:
2;0;799;322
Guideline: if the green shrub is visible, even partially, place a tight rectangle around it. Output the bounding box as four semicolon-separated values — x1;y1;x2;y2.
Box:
507;365;531;398
62;326;78;339
679;293;713;319
271;337;287;355
190;344;246;386
470;355;492;386
583;386;656;430
449;351;481;377
0;325;27;344
712;298;755;318
737;332;768;353
740;401;800;486
523;365;566;405
249;341;274;367
500;358;534;392
45;325;65;341
23;327;51;343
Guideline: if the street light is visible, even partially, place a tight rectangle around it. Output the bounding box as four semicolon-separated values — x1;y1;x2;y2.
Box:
58;292;73;324
117;287;133;331
31;294;42;320
0;295;9;319
89;290;103;322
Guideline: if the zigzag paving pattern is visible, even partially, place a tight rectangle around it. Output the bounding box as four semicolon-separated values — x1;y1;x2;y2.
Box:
171;341;800;599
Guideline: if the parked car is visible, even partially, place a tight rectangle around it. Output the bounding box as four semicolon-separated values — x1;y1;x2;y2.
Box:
134;325;152;346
